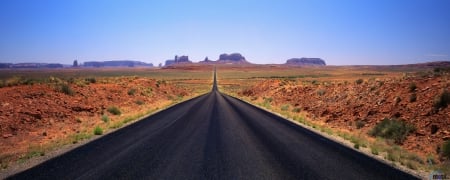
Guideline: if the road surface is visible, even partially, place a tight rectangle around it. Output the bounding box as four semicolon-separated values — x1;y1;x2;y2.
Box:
8;70;418;179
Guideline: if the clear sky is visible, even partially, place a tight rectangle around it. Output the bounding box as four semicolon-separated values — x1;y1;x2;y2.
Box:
1;0;449;65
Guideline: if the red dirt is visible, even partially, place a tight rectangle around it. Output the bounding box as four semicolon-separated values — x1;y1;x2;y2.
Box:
0;77;192;162
239;73;450;160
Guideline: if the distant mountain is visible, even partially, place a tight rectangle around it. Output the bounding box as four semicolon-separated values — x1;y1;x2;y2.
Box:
285;58;326;66
0;63;63;69
84;60;153;67
199;53;250;64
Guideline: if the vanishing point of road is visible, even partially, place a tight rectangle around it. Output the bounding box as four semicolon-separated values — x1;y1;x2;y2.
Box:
8;70;418;180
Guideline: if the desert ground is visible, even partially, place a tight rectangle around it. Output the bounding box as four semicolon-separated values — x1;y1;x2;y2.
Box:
0;66;213;171
217;63;450;175
1;63;449;176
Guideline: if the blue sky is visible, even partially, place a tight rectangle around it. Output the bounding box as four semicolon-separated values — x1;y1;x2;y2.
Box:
0;0;449;65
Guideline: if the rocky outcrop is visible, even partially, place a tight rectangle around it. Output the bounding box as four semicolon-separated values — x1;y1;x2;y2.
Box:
0;63;64;69
199;53;250;64
165;60;175;66
218;53;246;61
285;58;326;66
84;60;153;67
165;55;192;66
175;55;191;63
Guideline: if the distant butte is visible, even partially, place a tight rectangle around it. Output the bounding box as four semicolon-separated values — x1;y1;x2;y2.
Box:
285;58;326;66
199;53;250;64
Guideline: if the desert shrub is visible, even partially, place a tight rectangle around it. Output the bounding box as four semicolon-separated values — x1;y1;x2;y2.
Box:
101;114;109;123
281;104;289;111
355;79;364;85
371;147;379;155
263;97;273;108
60;84;74;96
85;77;96;83
433;89;450;110
107;106;121;115
292;107;301;113
369;118;416;144
135;100;144;105
94;126;103;135
311;80;319;85
409;83;417;92
356;120;365;129
317;89;326;96
128;88;137;96
354;143;360;149
443;140;450;159
409;93;417;102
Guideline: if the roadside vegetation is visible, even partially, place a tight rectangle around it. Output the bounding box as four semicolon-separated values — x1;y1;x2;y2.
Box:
369;118;416;144
107;106;122;115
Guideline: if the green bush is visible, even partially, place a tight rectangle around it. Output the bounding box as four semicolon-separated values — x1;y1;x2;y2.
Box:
94;126;103;135
101;114;109;123
355;79;364;85
107;106;121;115
369;118;416;144
443;140;450;159
128;88;137;96
281;104;289;111
371;147;379;155
263;97;273;108
292;107;301;113
434;89;450;110
60;84;74;96
409;83;417;92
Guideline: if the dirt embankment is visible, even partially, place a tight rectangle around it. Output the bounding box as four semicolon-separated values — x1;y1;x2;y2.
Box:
239;73;450;160
0;77;192;166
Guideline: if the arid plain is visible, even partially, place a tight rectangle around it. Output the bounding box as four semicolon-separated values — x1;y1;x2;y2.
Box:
1;63;449;177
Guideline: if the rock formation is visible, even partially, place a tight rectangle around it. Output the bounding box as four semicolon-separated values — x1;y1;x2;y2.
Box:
218;53;246;62
84;60;153;67
199;53;249;64
165;55;192;66
285;58;326;66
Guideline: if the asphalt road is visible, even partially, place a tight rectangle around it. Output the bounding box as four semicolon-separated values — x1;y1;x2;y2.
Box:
8;70;418;180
